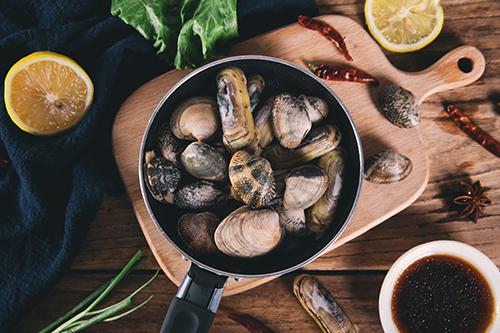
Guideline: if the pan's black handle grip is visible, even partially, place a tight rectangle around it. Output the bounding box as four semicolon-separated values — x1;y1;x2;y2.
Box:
160;264;228;333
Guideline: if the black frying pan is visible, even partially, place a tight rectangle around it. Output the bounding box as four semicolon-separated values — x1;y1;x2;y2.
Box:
139;56;363;333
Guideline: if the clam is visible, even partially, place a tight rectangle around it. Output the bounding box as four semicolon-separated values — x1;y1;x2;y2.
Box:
180;142;227;181
157;124;185;168
214;206;282;258
272;93;311;149
263;125;341;169
378;85;419;128
228;151;275;208
247;74;265;112
275;199;307;235
178;212;219;253
299;95;329;123
211;139;228;156
144;151;181;204
364;150;412;184
307;149;344;237
283;165;328;209
294;274;358;333
254;97;275;151
170;96;220;141
272;170;287;199
228;184;243;202
174;181;227;210
216;67;257;152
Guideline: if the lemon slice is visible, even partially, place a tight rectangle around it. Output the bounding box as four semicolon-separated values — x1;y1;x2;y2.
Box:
365;0;444;53
4;51;93;135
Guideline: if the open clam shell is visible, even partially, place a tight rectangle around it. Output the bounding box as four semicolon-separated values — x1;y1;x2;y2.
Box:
170;96;219;141
271;93;312;149
283;165;328;210
263;125;341;170
247;74;265;112
364;150;412;184
216;67;258;152
174;181;227;210
378;85;420;128
178;212;219;253
299;95;329;124
144;151;181;204
229;151;275;208
307;149;344;237
214;206;282;258
181;142;227;181
294;274;358;333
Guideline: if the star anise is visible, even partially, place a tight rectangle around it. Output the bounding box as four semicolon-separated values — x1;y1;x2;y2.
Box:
453;180;491;222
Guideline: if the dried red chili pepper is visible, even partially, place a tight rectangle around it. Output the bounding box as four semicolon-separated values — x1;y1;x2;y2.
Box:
227;312;276;333
308;63;378;84
445;104;500;158
297;15;353;61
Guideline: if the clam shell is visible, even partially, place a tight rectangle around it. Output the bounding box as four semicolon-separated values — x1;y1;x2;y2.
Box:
275;199;307;235
293;275;358;333
284;165;328;209
170;96;220;141
174;181;226;210
255;97;275;151
307;149;344;237
144;151;181;204
216;67;258;152
229;184;243;203
214;206;282;258
157;124;185;168
299;95;329;123
229;151;275;208
181;142;227;181
364;150;412;184
263;125;341;170
378;85;420;128
247;74;265;112
272;93;311;149
178;212;219;253
272;170;287;200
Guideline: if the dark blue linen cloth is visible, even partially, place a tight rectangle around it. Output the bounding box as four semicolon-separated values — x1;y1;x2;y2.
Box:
0;0;317;330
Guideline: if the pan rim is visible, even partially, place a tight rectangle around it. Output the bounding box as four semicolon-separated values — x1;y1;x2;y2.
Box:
138;55;364;278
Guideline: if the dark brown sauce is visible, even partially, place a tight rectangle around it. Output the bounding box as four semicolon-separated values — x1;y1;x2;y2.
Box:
392;255;495;333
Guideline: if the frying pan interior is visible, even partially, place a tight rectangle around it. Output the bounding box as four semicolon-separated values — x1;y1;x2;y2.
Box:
141;56;363;277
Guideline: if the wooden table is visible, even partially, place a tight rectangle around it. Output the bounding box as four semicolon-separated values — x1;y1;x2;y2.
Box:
18;0;499;332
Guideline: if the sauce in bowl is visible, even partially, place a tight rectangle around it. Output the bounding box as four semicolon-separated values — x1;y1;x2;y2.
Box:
392;254;495;333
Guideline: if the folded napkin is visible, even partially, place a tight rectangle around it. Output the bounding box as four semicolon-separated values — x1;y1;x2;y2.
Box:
0;0;317;329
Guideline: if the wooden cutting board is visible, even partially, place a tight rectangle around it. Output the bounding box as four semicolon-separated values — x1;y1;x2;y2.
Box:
112;15;485;296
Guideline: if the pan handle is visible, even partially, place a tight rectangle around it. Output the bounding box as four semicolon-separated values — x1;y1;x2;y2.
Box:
160;263;228;333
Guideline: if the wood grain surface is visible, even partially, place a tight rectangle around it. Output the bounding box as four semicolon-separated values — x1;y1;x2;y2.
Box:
18;0;500;332
111;13;456;295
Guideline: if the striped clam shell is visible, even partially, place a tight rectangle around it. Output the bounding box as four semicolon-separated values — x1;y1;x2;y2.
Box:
378;85;420;128
228;151;275;208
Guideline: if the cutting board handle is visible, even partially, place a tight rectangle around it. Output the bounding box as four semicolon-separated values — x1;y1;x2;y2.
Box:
411;46;485;104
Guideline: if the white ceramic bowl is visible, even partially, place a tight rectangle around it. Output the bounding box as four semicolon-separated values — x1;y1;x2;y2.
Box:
379;240;500;333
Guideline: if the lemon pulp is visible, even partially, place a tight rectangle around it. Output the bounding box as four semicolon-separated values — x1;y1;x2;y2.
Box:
365;0;444;52
4;51;93;135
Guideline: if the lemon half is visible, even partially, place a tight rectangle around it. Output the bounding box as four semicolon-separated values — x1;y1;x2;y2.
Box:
4;51;93;135
365;0;444;53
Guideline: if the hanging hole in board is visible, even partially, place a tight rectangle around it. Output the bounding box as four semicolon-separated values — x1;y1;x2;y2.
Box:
458;58;473;73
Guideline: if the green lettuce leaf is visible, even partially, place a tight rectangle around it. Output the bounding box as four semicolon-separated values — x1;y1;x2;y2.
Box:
111;0;181;61
111;0;238;69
